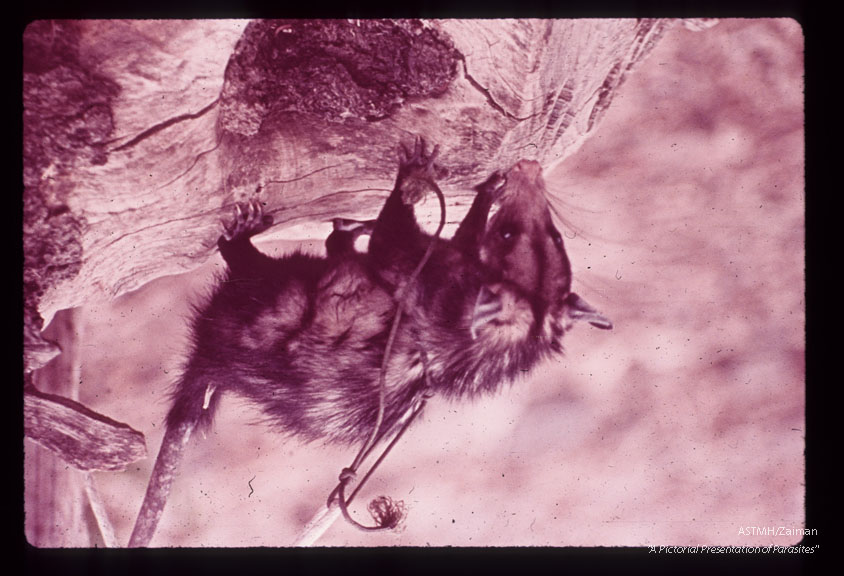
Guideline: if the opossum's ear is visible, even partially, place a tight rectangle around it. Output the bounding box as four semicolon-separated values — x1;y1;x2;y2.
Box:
470;286;504;340
566;293;613;330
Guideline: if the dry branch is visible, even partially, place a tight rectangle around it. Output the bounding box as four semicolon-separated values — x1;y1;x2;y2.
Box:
24;387;147;472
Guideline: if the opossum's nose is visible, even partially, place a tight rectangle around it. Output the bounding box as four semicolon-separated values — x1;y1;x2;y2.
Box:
513;160;542;182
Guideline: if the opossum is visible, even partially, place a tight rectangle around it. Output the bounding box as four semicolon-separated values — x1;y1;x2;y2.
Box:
128;139;611;547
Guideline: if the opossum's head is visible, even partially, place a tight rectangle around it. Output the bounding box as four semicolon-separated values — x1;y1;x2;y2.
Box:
473;160;612;345
480;160;571;312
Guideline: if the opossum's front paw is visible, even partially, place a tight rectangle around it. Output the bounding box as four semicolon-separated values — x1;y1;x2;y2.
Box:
475;171;507;202
221;199;273;242
397;136;442;205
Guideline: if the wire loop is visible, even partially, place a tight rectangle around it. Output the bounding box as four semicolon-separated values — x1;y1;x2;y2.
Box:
329;147;446;532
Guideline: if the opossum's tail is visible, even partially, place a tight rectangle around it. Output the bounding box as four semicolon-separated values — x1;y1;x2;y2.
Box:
127;421;193;547
128;366;221;547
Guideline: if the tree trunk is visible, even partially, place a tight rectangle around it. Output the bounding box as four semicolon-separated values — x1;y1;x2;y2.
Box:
23;18;714;372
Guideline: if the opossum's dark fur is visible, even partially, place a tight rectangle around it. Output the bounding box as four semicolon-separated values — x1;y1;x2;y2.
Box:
171;151;598;443
129;139;611;546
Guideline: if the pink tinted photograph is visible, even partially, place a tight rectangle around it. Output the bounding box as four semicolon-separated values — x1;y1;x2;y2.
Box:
23;18;805;548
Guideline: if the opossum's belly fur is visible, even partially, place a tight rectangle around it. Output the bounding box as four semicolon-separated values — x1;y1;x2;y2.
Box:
182;256;413;443
179;254;562;445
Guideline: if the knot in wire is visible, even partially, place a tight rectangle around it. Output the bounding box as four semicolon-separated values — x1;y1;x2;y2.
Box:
335;469;404;532
338;467;357;484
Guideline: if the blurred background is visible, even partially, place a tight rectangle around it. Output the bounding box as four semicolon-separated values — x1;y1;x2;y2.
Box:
27;18;804;547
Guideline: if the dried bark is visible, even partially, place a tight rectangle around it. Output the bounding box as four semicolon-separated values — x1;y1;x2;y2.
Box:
22;19;714;373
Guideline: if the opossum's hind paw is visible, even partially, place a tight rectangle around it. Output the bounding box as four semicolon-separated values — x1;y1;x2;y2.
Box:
221;199;274;242
397;135;443;205
332;218;376;236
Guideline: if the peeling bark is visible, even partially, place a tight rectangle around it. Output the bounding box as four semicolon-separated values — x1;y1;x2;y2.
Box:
22;18;715;372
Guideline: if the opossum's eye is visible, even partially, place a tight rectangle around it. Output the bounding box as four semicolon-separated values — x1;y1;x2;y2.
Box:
550;229;564;250
499;222;519;241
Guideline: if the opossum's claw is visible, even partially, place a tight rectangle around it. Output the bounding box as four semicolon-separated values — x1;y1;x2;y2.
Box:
413;135;424;159
400;136;439;172
399;141;412;164
427;142;440;165
221;199;273;242
400;135;424;164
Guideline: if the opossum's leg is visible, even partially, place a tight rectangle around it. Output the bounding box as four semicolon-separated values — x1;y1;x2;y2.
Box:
325;218;376;257
451;171;507;257
369;137;441;269
218;200;275;276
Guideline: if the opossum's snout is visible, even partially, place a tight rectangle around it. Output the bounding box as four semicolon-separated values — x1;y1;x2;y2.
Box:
511;158;542;182
480;159;573;315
